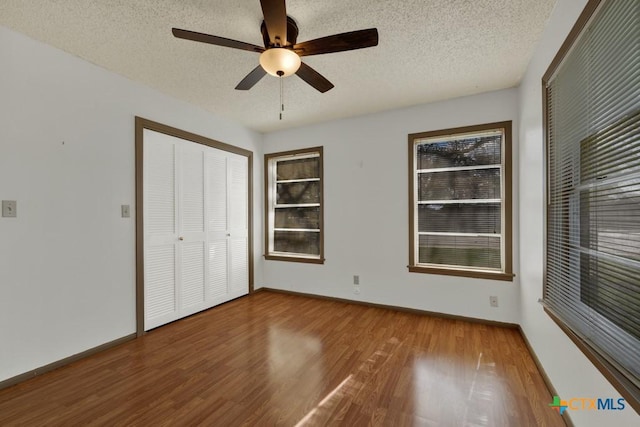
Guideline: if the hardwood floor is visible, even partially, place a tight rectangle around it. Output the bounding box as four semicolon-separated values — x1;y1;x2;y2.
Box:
0;291;564;426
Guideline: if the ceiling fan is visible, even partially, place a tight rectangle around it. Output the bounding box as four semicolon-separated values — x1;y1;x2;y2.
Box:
172;0;379;93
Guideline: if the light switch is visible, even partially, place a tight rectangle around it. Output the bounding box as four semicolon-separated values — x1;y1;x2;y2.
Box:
121;204;131;218
2;200;17;218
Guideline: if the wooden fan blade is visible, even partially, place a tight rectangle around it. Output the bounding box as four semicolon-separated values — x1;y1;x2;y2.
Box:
172;28;264;53
293;28;379;57
235;66;267;90
296;62;334;93
260;0;287;46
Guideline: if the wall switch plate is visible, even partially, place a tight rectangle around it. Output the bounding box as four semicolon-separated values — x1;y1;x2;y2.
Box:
2;200;17;218
121;205;131;218
353;275;359;285
490;296;499;308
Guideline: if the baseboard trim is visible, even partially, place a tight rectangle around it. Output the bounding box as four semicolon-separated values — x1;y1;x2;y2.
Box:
0;333;137;391
259;287;518;329
518;326;574;427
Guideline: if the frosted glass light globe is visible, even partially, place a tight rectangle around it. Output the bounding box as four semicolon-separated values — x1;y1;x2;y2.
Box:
259;48;301;77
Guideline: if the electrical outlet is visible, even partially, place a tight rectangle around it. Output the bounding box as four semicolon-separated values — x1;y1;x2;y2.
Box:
353;275;359;285
490;296;499;308
121;204;131;218
354;285;361;295
2;200;17;218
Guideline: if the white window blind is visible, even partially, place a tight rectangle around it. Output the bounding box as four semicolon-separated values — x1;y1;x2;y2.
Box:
265;148;324;263
544;0;639;403
408;122;513;281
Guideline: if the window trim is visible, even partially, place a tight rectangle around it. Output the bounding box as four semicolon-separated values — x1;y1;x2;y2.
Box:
542;0;640;412
408;121;513;281
264;147;324;264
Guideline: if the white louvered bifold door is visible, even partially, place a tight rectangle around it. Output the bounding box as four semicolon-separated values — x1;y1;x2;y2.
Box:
206;150;229;304
228;154;249;298
177;142;207;318
143;130;179;330
144;129;249;331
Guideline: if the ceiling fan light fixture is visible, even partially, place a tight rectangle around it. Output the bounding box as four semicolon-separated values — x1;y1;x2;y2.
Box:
259;48;301;77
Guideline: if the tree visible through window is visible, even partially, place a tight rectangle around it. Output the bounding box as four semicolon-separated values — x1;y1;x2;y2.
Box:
265;147;324;263
408;122;513;281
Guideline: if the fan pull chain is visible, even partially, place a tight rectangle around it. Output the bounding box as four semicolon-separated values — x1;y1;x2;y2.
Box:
278;71;284;120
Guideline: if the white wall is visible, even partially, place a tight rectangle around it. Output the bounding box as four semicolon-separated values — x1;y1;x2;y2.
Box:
262;88;520;324
518;0;639;425
0;26;263;383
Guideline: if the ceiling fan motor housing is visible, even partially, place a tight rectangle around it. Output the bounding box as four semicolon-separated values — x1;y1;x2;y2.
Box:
261;16;299;47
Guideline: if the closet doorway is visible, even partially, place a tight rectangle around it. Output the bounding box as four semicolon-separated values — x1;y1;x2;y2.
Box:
135;117;253;333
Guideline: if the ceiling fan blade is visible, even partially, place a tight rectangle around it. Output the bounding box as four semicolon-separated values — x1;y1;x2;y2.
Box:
260;0;288;46
293;28;379;57
296;62;334;93
235;65;267;90
172;28;264;53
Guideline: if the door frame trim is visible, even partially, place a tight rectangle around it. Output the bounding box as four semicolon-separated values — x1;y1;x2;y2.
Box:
135;117;254;336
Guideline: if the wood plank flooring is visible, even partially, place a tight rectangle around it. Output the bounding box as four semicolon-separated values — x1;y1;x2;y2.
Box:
0;291;564;426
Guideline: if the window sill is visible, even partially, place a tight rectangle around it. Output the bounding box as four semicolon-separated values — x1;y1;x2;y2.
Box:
408;265;514;281
265;255;325;265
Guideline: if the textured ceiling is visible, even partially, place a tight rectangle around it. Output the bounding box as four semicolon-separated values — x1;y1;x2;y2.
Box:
0;0;556;133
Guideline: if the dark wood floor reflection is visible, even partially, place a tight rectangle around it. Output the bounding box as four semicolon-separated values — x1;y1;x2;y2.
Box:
0;291;564;426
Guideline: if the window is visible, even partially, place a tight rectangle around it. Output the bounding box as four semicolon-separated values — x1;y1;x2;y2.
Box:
408;122;513;281
543;0;639;410
264;147;324;263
